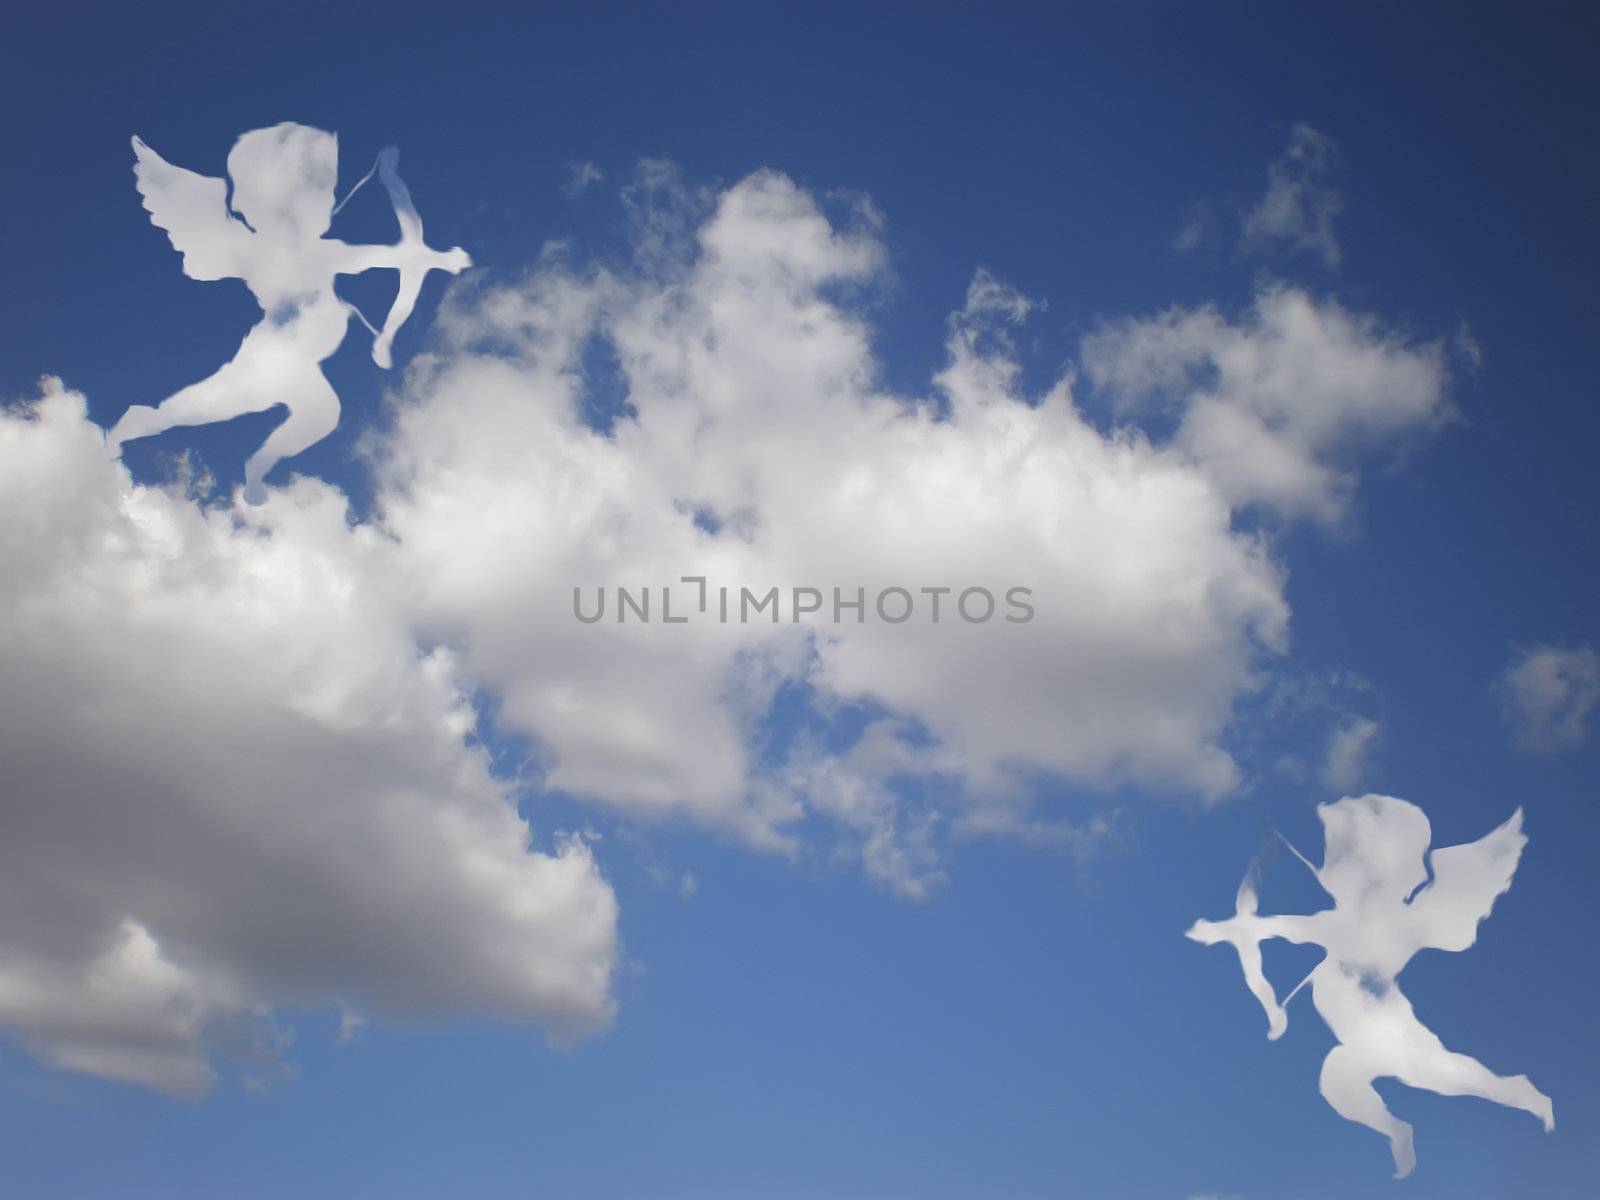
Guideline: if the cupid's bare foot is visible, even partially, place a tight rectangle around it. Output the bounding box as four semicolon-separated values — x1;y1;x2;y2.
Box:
109;404;160;450
1390;1124;1416;1180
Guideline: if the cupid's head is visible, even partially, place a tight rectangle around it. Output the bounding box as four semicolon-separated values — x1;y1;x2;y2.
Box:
1316;793;1432;906
227;122;338;238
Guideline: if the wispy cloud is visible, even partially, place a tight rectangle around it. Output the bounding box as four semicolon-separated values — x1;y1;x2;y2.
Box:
1174;201;1216;254
1500;644;1600;751
562;159;604;199
1322;715;1381;793
1242;123;1344;268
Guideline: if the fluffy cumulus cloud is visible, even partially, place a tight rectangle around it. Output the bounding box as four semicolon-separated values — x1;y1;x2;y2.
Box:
370;166;1449;894
0;385;617;1095
2;150;1453;1090
1500;644;1600;752
1242;123;1344;268
1081;286;1450;524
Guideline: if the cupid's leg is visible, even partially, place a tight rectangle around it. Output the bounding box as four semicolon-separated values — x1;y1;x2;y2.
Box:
108;324;285;452
241;370;340;504
1393;1040;1554;1132
1319;1045;1416;1179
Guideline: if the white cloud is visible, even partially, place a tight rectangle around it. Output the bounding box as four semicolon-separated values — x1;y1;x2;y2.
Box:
370;170;1297;898
3;157;1459;1091
364;166;1449;895
1500;644;1600;752
0;384;618;1095
1173;202;1216;254
562;160;604;199
1455;318;1484;370
1321;715;1381;793
1082;285;1450;524
1242;123;1344;268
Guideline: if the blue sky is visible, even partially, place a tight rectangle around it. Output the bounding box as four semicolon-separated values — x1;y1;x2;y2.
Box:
2;3;1598;1198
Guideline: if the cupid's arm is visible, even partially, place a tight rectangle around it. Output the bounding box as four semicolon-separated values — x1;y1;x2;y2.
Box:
329;241;472;369
1187;911;1324;1040
333;241;471;277
1189;912;1321;946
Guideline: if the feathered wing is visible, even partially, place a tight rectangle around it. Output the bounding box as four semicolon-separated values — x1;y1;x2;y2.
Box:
1410;807;1527;953
131;135;247;281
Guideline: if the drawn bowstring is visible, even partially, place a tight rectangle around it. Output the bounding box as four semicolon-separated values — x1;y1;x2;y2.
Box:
330;153;386;340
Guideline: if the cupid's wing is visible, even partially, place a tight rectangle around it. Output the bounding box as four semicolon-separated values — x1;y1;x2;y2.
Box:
131;135;248;281
1409;807;1527;953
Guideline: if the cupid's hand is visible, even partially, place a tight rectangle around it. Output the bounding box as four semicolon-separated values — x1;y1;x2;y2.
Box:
439;246;471;273
1188;912;1290;1040
1265;1002;1287;1040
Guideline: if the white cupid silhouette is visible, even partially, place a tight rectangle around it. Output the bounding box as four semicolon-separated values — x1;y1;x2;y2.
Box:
107;123;470;503
1188;794;1554;1178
